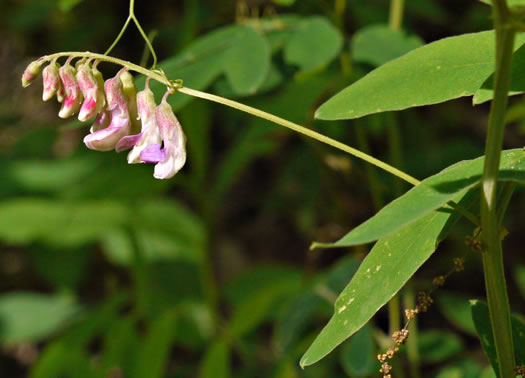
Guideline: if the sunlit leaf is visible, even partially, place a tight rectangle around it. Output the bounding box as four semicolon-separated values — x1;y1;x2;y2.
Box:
313;149;525;249
299;191;476;367
0;293;81;343
316;31;525;120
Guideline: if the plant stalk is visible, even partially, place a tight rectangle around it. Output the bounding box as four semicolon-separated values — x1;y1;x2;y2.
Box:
481;0;516;376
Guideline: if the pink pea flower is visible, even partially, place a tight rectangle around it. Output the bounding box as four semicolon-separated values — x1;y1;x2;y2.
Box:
140;91;187;179
116;79;162;164
42;61;62;101
58;63;83;118
76;62;106;121
83;68;131;151
21;57;45;87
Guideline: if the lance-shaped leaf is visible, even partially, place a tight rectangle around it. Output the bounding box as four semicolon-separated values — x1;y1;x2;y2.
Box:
471;300;525;377
312;149;525;250
300;190;476;367
315;31;525;120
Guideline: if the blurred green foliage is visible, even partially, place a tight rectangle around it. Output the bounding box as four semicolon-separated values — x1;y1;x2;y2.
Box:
1;0;524;377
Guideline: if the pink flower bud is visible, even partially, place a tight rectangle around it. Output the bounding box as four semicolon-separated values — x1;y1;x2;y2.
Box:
83;69;131;151
140;92;186;179
76;62;106;121
58;64;83;118
21;57;45;87
116;80;161;163
42;61;62;101
119;71;141;135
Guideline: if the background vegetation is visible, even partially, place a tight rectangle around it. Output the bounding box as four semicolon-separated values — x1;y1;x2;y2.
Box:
1;0;524;376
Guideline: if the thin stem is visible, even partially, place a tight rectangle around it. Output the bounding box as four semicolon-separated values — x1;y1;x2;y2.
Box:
127;226;150;317
497;182;516;225
140;30;158;67
177;86;420;185
132;17;158;67
403;285;420;378
389;0;405;32
104;16;132;56
480;0;515;376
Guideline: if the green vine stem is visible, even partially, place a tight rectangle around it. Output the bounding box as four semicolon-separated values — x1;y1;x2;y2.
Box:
104;0;158;68
481;0;516;376
42;51;480;227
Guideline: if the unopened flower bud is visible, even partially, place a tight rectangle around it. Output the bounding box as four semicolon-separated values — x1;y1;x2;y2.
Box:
83;68;131;151
76;62;106;121
21;57;45;87
119;71;140;135
58;64;83;118
140;91;186;179
42;61;62;101
116;79;161;163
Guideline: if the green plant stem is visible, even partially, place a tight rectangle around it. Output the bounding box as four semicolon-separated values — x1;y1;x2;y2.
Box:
497;182;516;225
127;226;150;317
355;124;384;211
104;0;158;67
404;284;420;378
481;0;516;376
389;0;405;31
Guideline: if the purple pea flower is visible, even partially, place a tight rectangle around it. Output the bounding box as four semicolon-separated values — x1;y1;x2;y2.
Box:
140;90;187;179
42;61;62;101
58;63;83;118
76;61;106;121
116;78;161;164
83;68;131;151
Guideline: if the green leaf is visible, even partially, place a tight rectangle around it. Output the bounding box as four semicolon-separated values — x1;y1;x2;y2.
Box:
223;25;271;95
99;316;140;377
471;300;525;376
340;324;376;376
284;16;343;71
316;31;525;120
437;293;477;335
313;149;525;249
199;340;231;378
351;24;424;67
30;341;93;378
273;0;296;5
299;191;476;367
0;293;81;343
514;265;525;300
473;43;525;104
133;310;178;378
58;0;84;12
419;330;463;363
480;0;525;6
0;198;128;247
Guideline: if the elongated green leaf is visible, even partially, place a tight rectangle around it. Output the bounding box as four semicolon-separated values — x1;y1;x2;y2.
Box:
473;43;525;104
199;340;231;378
340;324;376;376
300;191;475;367
133;310;178;378
0;293;81;343
352;24;423;67
419;330;463;363
313;149;525;249
284;16;343;71
224;25;270;95
316;31;525;120
471;300;525;377
480;0;525;6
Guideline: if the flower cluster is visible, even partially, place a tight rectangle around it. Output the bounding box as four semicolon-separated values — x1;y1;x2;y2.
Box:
22;57;186;179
